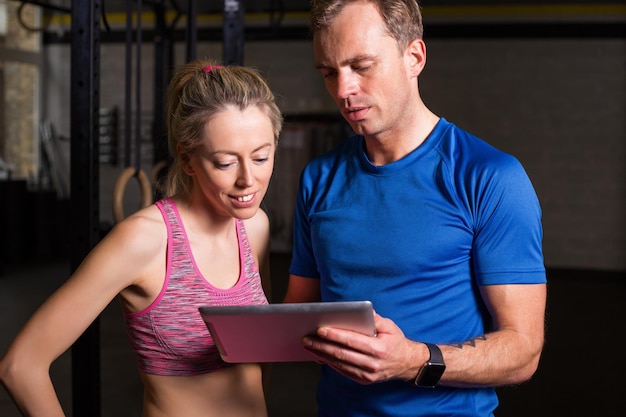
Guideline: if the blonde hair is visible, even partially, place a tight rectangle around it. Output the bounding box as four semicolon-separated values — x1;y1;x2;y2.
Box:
162;60;283;199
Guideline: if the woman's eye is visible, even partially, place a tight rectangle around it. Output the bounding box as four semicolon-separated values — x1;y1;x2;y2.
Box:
214;161;235;169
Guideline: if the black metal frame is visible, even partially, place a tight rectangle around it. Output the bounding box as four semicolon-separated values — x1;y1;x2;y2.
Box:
70;1;102;415
66;0;247;414
223;0;245;65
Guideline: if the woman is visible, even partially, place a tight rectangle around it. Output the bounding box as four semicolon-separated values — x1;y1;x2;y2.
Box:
0;60;283;417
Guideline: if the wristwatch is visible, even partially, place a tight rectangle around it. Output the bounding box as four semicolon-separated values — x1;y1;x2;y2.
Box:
414;343;446;388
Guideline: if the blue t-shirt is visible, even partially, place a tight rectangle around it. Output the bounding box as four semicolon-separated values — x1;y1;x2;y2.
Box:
289;118;546;416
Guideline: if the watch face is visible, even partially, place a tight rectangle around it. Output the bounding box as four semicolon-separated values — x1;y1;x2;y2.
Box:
417;363;446;387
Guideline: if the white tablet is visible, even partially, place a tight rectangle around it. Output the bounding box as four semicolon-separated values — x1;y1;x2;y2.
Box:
198;301;375;363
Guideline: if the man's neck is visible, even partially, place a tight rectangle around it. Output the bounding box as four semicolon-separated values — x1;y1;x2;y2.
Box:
363;108;439;166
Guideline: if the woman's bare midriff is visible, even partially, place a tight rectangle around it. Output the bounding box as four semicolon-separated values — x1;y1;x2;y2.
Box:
139;363;267;417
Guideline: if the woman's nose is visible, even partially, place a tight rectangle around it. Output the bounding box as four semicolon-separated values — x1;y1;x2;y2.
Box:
236;162;254;187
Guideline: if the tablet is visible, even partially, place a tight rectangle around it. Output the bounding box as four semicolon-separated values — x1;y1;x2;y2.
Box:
198;301;375;363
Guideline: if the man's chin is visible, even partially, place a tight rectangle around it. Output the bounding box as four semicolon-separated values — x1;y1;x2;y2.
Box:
344;120;368;136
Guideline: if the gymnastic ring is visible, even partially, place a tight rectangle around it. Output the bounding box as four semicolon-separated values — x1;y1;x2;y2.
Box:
112;167;152;223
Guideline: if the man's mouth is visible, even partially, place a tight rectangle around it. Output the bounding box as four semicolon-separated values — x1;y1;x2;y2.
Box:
344;106;368;121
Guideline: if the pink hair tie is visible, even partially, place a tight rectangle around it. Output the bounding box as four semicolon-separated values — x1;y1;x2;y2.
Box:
202;64;224;73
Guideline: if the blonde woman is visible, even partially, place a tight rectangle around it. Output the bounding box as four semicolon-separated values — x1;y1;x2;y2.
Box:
1;60;283;417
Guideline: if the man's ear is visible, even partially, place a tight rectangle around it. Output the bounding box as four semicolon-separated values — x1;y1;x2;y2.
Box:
405;38;427;78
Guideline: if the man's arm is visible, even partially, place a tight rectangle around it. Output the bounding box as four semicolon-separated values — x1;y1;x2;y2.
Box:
301;283;546;387
438;283;546;387
283;274;321;303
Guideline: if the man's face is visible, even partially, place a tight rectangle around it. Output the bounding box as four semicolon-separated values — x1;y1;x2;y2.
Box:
313;1;417;141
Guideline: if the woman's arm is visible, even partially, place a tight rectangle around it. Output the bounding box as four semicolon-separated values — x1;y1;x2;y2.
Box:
0;207;164;416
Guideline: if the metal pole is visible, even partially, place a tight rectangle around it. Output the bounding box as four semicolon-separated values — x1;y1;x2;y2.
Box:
124;0;133;168
69;0;101;415
135;0;143;172
223;0;244;65
152;0;174;194
186;0;197;61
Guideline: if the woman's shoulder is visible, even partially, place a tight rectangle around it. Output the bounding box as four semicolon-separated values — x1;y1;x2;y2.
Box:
105;204;167;258
242;209;270;238
242;209;270;256
62;203;167;305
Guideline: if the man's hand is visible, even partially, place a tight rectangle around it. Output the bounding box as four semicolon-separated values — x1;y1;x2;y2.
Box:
303;312;424;384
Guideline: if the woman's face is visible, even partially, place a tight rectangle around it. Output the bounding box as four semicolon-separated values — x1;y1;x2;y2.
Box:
185;105;276;220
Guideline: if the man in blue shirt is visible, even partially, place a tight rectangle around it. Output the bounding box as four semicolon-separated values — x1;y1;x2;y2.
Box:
283;1;547;416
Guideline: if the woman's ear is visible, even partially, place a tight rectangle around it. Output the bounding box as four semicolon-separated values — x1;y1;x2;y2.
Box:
177;144;195;176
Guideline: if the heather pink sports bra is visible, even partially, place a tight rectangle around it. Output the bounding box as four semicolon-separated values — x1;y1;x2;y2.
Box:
123;198;268;376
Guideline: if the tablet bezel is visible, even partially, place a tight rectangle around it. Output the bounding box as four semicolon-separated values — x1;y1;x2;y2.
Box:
198;301;375;363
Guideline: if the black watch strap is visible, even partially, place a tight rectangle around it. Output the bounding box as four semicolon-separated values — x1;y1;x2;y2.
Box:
414;343;446;387
426;342;443;363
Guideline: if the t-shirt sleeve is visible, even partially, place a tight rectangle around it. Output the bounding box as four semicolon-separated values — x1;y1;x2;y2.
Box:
471;155;546;285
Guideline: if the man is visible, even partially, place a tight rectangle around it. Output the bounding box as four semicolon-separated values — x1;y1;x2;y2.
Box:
283;1;547;416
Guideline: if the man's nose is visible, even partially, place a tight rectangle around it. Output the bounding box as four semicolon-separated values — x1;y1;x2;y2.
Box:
336;72;358;100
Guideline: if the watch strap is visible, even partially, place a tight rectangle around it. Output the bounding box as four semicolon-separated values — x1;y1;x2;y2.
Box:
414;342;446;387
425;342;443;364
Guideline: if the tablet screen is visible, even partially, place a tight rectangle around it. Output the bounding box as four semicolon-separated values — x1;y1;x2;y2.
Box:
198;301;375;363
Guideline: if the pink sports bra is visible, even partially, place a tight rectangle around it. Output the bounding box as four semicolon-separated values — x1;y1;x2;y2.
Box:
123;198;268;376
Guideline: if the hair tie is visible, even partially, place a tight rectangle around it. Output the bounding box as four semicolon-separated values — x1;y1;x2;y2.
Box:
202;64;224;73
